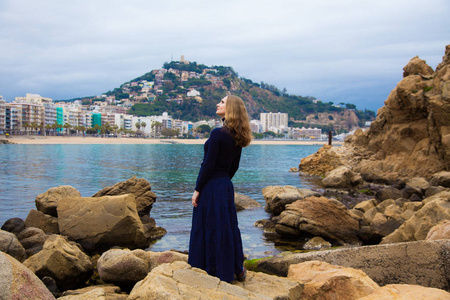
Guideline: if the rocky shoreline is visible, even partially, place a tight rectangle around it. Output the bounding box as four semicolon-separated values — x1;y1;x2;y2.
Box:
1;45;450;299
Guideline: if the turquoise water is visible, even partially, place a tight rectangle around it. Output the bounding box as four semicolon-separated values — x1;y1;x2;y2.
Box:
0;143;323;258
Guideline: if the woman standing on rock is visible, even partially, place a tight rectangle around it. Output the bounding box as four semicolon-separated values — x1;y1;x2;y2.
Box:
188;95;252;283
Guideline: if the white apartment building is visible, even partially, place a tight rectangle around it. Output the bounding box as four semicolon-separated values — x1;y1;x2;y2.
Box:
260;112;288;133
15;93;53;105
172;119;194;135
0;99;6;133
250;119;262;133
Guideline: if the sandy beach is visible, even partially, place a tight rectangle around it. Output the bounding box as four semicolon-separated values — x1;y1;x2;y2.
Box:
4;135;341;146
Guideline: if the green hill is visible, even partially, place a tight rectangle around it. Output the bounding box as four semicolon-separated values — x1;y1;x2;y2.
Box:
78;60;376;132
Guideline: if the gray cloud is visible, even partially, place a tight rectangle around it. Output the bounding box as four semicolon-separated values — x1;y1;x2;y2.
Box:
1;0;449;111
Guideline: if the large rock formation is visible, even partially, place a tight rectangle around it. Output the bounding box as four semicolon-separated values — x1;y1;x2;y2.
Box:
247;239;450;290
300;44;450;182
57;194;148;252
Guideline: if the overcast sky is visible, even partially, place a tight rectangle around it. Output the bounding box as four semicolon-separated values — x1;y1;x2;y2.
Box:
1;0;449;112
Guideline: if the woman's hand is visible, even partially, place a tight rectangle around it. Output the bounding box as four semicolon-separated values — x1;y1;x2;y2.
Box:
192;190;200;207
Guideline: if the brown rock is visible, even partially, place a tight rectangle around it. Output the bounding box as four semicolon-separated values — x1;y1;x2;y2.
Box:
298;144;343;176
381;191;450;244
234;193;261;211
250;240;449;290
25;209;59;234
23;234;93;291
57;194;149;252
92;176;156;216
17;227;46;257
288;260;379;300
322;166;362;188
359;284;450;300
0;252;55;299
128;261;272;299
262;185;320;215
300;45;450;183
430;171;450;188
35;185;81;217
275;196;360;245
426;220;450;240
97;248;188;287
59;285;127;299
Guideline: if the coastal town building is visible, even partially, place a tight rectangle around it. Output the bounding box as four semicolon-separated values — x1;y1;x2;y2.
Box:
260;112;289;133
0;98;6;133
2;92;323;139
289;127;322;140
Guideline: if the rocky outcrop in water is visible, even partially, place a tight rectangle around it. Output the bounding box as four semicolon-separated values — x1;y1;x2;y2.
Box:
300;44;450;183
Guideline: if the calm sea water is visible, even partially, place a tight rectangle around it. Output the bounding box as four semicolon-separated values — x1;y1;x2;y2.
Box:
0;143;322;258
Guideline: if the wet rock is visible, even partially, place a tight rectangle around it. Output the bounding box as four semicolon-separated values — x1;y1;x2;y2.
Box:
1;217;25;235
375;187;403;202
234;193;261;211
275;196;360;245
0;229;27;262
35;185;81;217
303;236;331;250
262;185;320;215
0;252;55;299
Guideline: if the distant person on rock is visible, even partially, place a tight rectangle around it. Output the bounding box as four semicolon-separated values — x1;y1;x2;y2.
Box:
188;94;252;283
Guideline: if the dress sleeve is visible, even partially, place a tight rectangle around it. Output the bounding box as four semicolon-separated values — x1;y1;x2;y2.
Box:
229;147;242;179
195;129;221;192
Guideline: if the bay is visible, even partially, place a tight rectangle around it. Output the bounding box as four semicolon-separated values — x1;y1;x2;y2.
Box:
0;143;322;258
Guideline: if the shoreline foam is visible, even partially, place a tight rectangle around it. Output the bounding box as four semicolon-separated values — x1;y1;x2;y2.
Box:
4;136;342;146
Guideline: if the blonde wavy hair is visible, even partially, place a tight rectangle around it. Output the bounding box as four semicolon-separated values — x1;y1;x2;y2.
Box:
223;95;252;147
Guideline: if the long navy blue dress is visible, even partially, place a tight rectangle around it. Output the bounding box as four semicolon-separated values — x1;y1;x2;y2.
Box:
188;127;244;282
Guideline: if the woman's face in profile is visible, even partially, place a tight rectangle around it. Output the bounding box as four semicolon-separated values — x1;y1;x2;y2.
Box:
216;96;227;117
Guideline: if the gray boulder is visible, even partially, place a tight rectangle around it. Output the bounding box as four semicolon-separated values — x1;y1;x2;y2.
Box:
0;230;27;262
1;217;25;235
0;252;55;299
